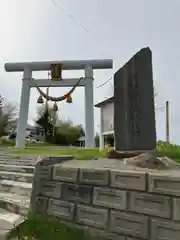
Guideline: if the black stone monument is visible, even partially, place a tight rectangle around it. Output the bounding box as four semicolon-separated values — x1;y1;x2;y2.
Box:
112;47;156;157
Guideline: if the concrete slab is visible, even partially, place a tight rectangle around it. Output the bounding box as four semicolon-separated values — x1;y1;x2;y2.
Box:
0;207;24;232
0;192;29;215
54;158;180;174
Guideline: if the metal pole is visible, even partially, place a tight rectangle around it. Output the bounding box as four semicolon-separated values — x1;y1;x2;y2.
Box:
166;101;170;143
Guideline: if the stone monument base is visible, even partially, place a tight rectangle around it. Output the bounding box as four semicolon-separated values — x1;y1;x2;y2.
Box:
107;149;156;159
108;149;180;169
124;152;180;170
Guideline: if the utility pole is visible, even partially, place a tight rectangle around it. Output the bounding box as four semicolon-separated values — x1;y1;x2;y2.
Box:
166;101;170;143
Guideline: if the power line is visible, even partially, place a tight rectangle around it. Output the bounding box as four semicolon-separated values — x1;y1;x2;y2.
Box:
96;77;113;89
51;0;88;33
51;0;113;90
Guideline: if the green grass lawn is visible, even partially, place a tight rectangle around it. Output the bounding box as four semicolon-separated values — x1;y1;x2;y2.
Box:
1;139;180;162
8;145;109;160
6;141;180;162
0;139;109;160
8;214;89;240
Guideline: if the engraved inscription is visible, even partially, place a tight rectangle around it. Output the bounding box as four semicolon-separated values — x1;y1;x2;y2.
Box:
129;89;140;134
127;59;140;138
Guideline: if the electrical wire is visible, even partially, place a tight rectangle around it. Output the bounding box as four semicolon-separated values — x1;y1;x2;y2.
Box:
51;0;88;33
50;0;114;89
96;77;113;89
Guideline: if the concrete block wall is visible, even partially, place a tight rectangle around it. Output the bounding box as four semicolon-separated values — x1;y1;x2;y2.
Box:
30;160;180;240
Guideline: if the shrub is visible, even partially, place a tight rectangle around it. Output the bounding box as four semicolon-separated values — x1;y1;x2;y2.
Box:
0;137;15;146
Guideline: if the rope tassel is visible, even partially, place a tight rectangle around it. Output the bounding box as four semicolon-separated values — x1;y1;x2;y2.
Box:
66;95;72;103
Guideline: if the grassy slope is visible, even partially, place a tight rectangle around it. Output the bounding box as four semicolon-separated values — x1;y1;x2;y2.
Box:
3;141;180;162
8;146;108;160
8;214;89;240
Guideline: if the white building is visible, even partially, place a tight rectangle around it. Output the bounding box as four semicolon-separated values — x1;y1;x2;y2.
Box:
95;96;114;149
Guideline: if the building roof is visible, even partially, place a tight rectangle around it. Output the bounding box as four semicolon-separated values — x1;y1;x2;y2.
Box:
94;96;114;108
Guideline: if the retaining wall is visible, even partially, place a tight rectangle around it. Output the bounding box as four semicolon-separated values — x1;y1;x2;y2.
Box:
30;157;180;240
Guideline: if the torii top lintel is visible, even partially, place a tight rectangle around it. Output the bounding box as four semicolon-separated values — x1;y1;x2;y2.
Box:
4;59;113;72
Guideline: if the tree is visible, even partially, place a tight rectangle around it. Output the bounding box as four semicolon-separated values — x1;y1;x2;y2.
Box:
35;103;85;145
36;104;55;141
55;120;83;145
0;94;17;137
95;134;100;147
49;119;84;146
76;124;85;136
0;95;3;110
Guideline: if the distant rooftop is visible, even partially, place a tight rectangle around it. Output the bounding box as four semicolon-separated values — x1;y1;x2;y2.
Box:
94;96;114;108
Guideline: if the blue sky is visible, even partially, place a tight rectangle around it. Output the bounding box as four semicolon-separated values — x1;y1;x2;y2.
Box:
0;0;180;143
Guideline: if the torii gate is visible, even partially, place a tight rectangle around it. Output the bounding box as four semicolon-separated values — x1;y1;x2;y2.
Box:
4;59;113;148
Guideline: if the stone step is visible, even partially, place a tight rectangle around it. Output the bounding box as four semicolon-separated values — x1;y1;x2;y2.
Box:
0;156;15;160
0;160;36;166
0;155;37;161
0;171;33;183
0;164;34;174
0;192;29;216
0;153;13;156
0;152;13;156
0;180;32;197
17;156;38;161
0;208;24;238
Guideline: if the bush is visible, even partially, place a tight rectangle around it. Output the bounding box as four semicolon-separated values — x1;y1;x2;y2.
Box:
0;137;15;146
